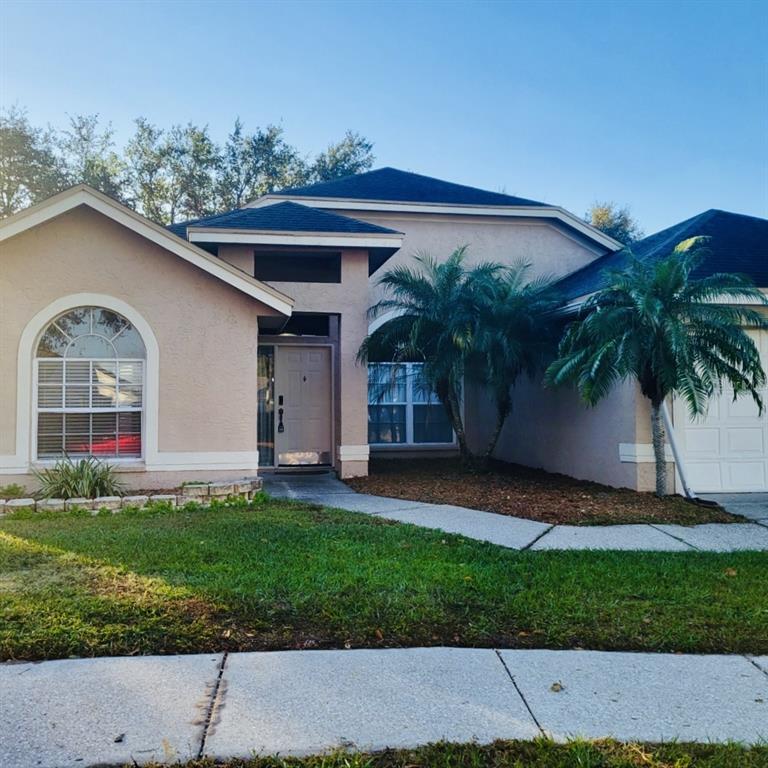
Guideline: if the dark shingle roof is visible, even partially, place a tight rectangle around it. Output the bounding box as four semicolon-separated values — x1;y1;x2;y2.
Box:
276;167;548;207
168;200;401;239
556;209;768;301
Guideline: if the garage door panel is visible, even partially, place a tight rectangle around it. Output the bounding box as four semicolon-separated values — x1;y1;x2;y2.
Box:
686;462;724;492
689;399;719;421
683;427;720;455
725;462;767;491
724;395;762;420
674;329;767;493
726;428;764;455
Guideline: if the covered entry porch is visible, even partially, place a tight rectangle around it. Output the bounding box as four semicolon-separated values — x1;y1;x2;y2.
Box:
256;313;368;478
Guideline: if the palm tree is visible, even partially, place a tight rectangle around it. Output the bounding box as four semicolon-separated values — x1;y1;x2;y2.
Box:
546;239;768;496
358;247;502;461
470;262;560;459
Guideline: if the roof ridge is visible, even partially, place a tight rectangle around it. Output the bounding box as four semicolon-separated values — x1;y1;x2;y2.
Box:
641;209;719;259
273;166;547;207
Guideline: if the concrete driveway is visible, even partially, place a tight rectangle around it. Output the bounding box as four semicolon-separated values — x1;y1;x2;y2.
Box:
702;493;768;523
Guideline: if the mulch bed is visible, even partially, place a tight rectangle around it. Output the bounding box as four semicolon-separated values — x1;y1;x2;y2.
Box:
346;458;739;526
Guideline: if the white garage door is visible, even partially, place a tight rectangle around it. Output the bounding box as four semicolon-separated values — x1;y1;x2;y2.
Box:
675;330;768;493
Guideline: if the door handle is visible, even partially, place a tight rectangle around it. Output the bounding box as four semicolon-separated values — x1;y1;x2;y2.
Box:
278;407;285;433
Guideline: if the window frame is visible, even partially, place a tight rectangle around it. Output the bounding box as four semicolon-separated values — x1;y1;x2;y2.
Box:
32;308;146;464
367;362;457;448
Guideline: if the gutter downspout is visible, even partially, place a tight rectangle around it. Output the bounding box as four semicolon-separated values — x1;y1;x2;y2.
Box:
661;401;696;499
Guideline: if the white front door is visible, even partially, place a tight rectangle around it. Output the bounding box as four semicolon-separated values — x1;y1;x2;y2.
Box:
274;346;332;465
675;329;768;492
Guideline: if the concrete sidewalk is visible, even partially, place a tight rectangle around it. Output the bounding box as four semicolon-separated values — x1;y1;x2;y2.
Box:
1;648;766;767
263;474;768;552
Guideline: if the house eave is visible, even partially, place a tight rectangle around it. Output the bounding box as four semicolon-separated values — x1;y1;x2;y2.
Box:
246;194;623;252
187;228;405;250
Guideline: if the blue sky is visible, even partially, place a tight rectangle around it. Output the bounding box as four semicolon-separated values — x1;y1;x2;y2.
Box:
1;0;766;232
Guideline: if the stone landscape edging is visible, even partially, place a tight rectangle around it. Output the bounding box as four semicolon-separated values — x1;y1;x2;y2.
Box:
0;478;262;516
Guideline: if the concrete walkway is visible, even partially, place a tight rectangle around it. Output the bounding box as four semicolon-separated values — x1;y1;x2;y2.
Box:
2;648;766;767
263;474;768;552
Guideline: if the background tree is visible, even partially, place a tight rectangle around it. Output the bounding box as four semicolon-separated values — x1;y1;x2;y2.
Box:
163;123;220;221
0;106;374;220
311;130;374;182
586;201;643;244
217;121;309;210
124;118;168;223
58;114;127;200
546;238;767;496
216;118;258;211
0;107;66;216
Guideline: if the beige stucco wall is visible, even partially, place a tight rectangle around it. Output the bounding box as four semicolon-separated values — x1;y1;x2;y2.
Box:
218;244;371;477
473;373;672;492
0;205;279;487
324;211;606;304
217;244;254;273
487;376;641;489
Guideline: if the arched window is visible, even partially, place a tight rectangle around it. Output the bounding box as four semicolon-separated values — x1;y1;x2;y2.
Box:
35;306;146;460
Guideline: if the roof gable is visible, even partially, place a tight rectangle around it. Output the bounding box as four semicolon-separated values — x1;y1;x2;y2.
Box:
556;209;768;301
272;167;547;207
0;185;293;315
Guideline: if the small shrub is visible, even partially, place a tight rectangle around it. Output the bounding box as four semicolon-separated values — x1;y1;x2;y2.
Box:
33;457;124;500
144;499;176;514
250;490;268;505
0;483;27;499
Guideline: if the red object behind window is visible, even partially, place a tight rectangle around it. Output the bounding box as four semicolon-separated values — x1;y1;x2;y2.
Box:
70;434;141;457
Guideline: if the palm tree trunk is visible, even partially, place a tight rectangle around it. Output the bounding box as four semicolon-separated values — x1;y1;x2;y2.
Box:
483;411;506;460
483;399;510;461
650;401;667;497
446;390;471;461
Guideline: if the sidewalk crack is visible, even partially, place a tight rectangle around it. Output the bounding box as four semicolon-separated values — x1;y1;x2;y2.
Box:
197;651;228;758
494;649;544;735
745;655;768;679
520;524;555;551
647;523;699;550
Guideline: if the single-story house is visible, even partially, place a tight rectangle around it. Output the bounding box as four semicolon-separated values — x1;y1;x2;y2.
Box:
1;168;765;493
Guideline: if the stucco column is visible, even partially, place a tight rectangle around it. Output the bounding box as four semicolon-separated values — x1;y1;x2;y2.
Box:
337;248;370;478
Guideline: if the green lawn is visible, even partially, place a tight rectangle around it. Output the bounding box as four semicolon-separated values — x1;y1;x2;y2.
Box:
139;740;767;768
1;498;766;660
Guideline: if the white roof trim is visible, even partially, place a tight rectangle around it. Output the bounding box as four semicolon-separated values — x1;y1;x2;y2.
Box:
188;228;403;249
0;185;294;316
247;194;623;252
561;288;768;315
